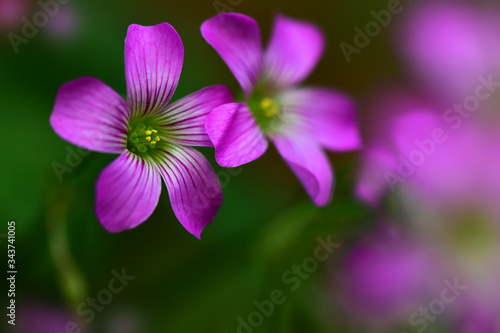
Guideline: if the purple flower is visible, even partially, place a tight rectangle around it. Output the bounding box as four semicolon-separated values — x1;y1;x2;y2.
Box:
396;0;500;101
46;6;79;39
0;0;26;29
355;87;500;209
355;87;500;330
355;88;445;206
201;13;361;206
16;302;80;333
333;223;435;326
455;301;499;333
50;23;233;238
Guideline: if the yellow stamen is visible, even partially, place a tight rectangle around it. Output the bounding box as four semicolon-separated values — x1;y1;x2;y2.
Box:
127;122;161;154
261;98;274;109
260;97;280;117
265;106;279;117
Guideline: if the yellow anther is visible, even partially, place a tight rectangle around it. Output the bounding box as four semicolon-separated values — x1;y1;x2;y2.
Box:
265;106;279;117
155;136;160;141
261;98;274;109
151;141;157;145
146;136;151;142
146;130;152;135
152;129;158;133
260;97;280;117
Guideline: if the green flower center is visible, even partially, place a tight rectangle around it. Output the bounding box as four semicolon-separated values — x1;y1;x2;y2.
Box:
247;96;284;134
127;119;162;156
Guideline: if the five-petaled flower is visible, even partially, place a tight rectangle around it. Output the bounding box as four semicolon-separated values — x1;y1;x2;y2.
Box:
50;23;233;238
202;13;361;206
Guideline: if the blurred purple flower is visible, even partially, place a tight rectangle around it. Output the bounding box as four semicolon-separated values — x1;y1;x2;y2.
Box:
455;301;500;333
355;86;500;331
0;0;27;29
15;302;80;333
396;0;500;101
201;13;361;206
355;88;445;205
46;5;79;39
356;87;500;209
352;2;500;329
51;23;233;238
333;223;435;326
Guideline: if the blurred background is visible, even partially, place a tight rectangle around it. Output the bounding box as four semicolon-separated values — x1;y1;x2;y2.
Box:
2;0;500;332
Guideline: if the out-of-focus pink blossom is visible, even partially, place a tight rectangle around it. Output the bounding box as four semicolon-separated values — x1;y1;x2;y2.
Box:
356;84;500;331
15;301;81;333
351;1;500;330
333;223;436;327
356;86;500;210
454;300;500;333
356;87;445;205
46;6;79;39
396;1;500;102
0;0;27;29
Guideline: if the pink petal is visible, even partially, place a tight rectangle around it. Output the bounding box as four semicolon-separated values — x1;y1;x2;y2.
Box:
96;151;161;233
355;88;448;205
125;23;183;118
153;146;223;238
278;87;361;151
201;13;263;96
17;302;76;333
355;145;397;206
264;14;325;91
50;76;129;153
272;135;334;206
155;85;234;147
205;103;268;167
337;224;433;321
390;110;444;158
